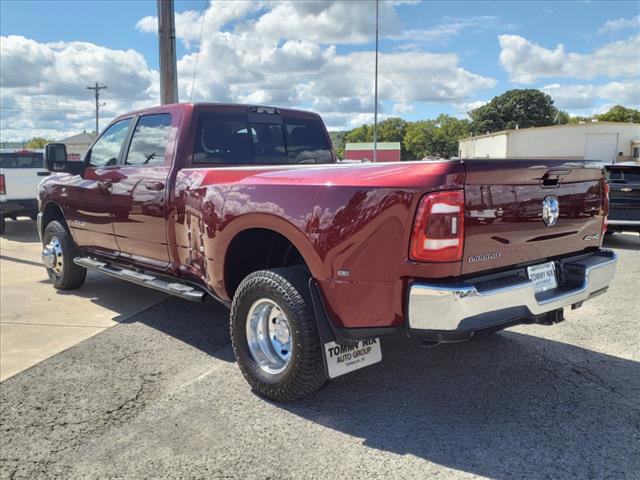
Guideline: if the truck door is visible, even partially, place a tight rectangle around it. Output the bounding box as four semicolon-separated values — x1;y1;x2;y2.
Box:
110;113;174;268
65;118;132;256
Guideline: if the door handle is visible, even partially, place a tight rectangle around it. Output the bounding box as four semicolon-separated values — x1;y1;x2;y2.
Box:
96;180;112;192
144;181;165;191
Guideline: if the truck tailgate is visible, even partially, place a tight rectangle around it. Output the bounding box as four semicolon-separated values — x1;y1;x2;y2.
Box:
462;160;605;275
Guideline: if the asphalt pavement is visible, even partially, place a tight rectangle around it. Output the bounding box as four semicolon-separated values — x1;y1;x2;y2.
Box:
0;219;166;381
1;233;639;479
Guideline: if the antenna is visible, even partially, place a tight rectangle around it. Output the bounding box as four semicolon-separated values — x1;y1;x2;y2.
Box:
373;0;379;162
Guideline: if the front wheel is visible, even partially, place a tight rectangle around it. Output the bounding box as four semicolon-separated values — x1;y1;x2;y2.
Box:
230;268;326;402
42;220;86;290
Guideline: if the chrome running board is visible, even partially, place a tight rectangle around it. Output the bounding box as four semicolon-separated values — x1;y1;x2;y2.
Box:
73;257;206;302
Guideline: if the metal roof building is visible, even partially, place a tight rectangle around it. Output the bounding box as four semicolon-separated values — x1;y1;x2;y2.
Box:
60;131;96;161
458;122;640;163
344;142;401;162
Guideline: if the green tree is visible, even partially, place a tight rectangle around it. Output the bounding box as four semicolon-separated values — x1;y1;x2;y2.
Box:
555;110;571;125
377;117;407;143
567;115;593;124
24;137;55;149
427;115;470;158
344;123;373;143
403;120;436;160
328;131;348;158
469;89;557;134
596;105;640;123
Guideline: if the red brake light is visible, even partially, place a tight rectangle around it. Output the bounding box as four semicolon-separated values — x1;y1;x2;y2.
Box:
0;174;5;195
410;190;464;262
602;180;610;235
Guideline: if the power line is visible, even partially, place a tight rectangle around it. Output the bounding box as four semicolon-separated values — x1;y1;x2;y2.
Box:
86;82;107;133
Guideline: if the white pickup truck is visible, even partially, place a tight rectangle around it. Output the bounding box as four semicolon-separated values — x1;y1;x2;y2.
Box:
0;149;49;234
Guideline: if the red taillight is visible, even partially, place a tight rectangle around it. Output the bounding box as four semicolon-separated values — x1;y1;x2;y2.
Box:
602;180;610;235
0;174;5;195
410;190;464;262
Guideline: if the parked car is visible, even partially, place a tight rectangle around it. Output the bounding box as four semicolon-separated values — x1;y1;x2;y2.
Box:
0;149;49;234
604;162;640;234
37;103;617;402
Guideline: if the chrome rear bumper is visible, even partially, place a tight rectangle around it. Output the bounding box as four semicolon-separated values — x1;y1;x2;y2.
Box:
408;249;617;333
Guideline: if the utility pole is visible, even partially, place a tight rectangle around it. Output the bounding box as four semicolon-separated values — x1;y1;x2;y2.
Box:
86;82;107;134
158;0;179;104
373;0;379;162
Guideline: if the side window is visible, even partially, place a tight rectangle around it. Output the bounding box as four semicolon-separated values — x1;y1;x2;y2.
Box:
88;119;131;167
194;113;252;164
125;114;172;166
283;117;332;164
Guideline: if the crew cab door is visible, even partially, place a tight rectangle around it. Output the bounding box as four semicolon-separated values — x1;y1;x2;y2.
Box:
65;118;132;256
110;113;174;268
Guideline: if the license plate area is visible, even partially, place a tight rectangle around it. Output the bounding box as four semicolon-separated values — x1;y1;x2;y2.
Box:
323;338;382;379
527;261;558;293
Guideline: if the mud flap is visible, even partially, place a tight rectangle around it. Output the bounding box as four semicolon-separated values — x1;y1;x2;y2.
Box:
308;279;382;379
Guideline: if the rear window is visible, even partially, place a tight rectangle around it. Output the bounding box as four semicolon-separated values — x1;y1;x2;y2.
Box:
193;112;332;165
0;152;43;169
606;167;640;183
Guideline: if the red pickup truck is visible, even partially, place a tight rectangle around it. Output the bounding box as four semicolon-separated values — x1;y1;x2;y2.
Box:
38;103;617;402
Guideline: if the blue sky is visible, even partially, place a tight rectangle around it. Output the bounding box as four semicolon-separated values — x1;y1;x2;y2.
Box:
1;0;638;139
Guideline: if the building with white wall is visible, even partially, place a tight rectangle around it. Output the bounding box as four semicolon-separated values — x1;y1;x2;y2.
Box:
459;122;640;163
60;131;96;162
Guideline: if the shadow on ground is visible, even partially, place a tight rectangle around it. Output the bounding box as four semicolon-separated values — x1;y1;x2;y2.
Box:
281;331;640;478
0;218;39;244
123;297;234;362
0;295;638;479
603;231;640;251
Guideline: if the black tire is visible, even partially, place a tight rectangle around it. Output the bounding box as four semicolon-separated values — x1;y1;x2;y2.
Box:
43;220;86;290
0;216;5;234
230;268;326;402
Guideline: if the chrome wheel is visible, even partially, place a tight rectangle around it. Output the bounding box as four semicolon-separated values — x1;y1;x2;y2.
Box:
246;298;292;375
42;236;64;276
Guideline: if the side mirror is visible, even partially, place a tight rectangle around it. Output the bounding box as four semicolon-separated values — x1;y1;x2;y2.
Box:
44;143;83;174
44;143;67;171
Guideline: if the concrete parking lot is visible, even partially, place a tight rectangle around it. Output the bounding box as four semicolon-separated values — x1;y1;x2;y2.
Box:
0;223;639;479
0;219;166;381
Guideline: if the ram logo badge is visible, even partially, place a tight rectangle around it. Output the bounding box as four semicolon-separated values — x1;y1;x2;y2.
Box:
542;196;560;226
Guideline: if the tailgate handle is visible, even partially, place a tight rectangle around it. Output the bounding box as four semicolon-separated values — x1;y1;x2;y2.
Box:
541;170;570;187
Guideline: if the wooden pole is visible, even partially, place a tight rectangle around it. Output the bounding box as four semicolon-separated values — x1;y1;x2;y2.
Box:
86;82;107;133
158;0;179;104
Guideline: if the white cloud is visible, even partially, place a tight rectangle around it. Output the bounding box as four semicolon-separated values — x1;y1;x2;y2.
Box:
136;1;260;49
387;16;501;44
0;35;157;141
453;100;489;117
541;81;640;111
173;2;497;129
598;15;640;34
499;34;640;83
393;102;415;113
